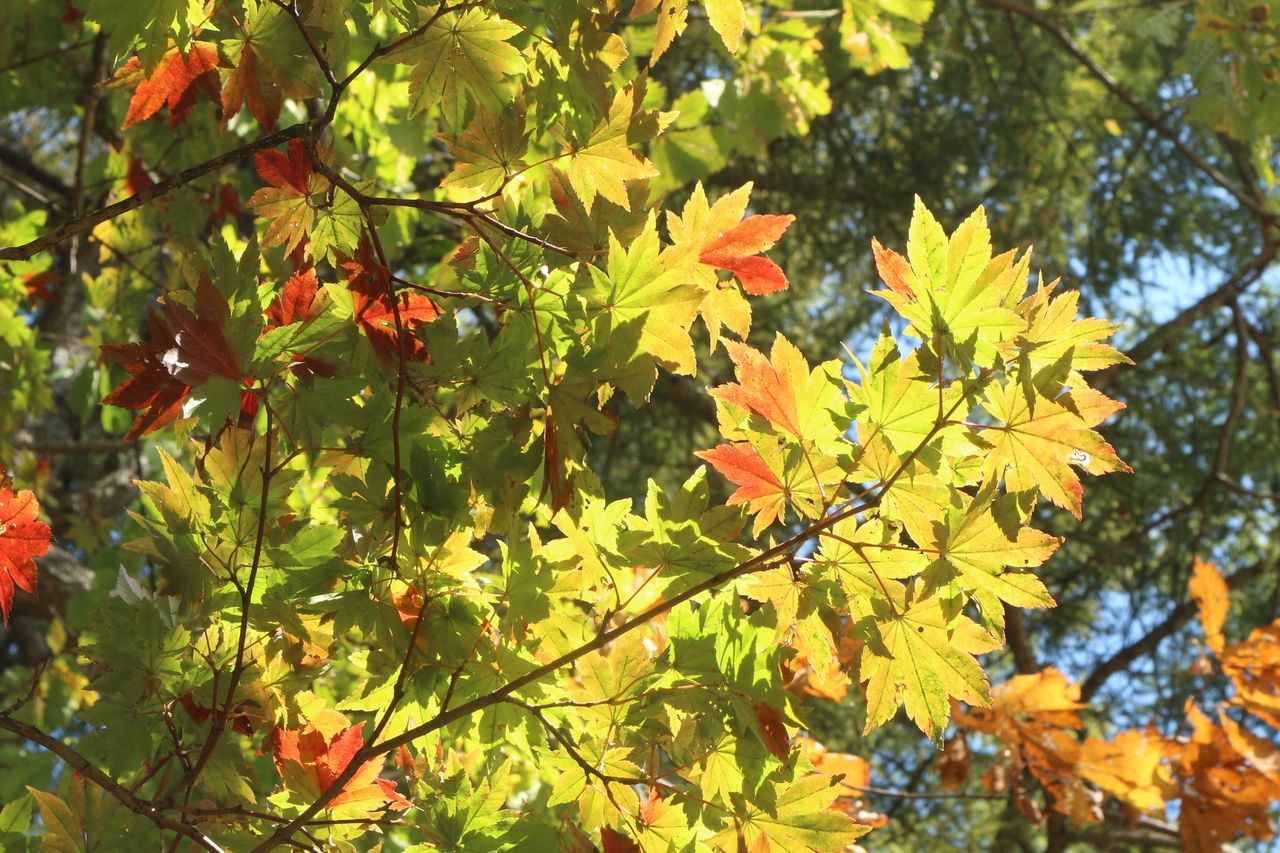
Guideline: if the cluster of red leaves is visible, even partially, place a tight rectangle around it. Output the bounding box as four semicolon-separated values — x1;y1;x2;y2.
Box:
264;267;337;381
101;277;242;439
109;35;314;132
698;213;795;295
339;239;441;364
0;475;51;625
270;711;409;813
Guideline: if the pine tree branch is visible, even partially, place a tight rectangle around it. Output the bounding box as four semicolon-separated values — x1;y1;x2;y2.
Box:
1079;557;1272;700
980;0;1276;224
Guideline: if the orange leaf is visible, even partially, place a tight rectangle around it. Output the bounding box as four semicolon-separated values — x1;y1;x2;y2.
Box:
0;488;49;624
1190;557;1229;655
699;214;795;295
695;442;785;528
272;715;410;813
870;238;916;298
118;44;222;130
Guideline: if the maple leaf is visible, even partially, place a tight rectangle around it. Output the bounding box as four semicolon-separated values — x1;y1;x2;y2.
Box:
1190;557;1229;655
667;182;796;299
699;213;795;295
713;773;865;851
0;487;50;624
698;439;838;534
696;442;786;530
586;222;701;395
955;667;1095;822
110;43;222;130
1171;702;1280;849
101;277;243;439
922;490;1061;624
265;269;322;328
871;200;1026;366
1219;621;1280;729
979;382;1130;519
248;140;362;261
339;240;441;363
711;334;843;444
220;41;295;132
272;711;410;813
1011;281;1131;373
846;334;964;456
440;105;529;197
396;7;527;120
262;269;337;380
1077;728;1174;814
564;86;665;211
857;590;995;738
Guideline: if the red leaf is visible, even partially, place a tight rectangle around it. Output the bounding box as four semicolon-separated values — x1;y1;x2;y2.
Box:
695;442;786;528
255;138;313;194
340;240;441;363
205;182;242;224
699;253;789;296
713;339;803;437
0;488;50;625
221;28;317;131
272;717;410;811
601;826;641;853
701;214;794;258
125;157;154;196
697;443;781;498
101;280;243;439
21;271;58;303
119;44;222;130
101;318;192;440
159;277;241;385
266;269;321;328
752;701;792;762
699;213;795;295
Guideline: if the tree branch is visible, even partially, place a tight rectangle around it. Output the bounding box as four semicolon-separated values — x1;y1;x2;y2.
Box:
1093;240;1280;391
0;713;227;852
980;0;1276;223
0;122;315;261
1080;557;1272;700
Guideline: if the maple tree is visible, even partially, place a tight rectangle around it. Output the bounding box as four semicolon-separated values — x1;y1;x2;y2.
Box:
0;0;1277;851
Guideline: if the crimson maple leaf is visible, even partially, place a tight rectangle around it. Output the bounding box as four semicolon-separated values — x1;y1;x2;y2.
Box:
272;714;410;812
263;269;336;380
102;278;243;439
255;138;314;195
339;239;441;363
111;43;222;130
0;487;51;624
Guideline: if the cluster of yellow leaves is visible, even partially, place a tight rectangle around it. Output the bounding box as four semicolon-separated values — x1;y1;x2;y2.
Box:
942;560;1280;850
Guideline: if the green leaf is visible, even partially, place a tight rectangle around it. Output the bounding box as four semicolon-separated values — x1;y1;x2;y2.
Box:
400;7;528;120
